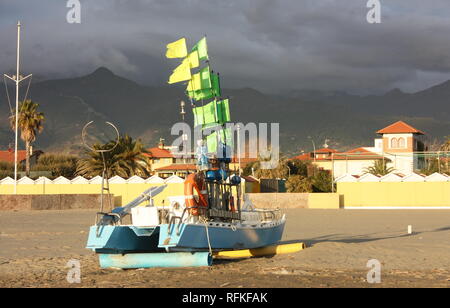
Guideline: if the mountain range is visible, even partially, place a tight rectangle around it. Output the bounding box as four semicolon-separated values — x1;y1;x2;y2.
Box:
0;67;449;156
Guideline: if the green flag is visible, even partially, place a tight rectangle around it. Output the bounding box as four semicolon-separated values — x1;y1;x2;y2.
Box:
206;128;233;153
187;88;215;101
199;66;212;89
217;99;230;123
193;99;230;127
193;101;218;126
211;73;221;97
191;37;208;61
187;66;212;91
186;70;221;101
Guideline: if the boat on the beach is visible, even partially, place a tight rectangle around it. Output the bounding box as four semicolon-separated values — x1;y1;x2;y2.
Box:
86;36;285;256
86;191;285;254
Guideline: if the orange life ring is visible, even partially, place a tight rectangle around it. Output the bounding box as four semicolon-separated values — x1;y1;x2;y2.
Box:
184;173;208;216
230;196;236;212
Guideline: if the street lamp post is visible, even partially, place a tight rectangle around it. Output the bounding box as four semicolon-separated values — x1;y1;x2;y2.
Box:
308;136;316;163
180;100;186;121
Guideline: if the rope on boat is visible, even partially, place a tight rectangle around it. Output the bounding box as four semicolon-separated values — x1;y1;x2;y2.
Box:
199;216;212;255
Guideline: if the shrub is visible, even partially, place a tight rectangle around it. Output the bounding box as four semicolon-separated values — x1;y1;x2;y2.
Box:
31;153;78;179
286;175;313;193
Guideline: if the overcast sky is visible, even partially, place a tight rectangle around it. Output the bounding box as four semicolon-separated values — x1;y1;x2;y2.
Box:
1;0;450;95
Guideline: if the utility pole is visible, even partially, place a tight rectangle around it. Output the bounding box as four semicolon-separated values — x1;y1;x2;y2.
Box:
4;21;32;194
237;124;241;176
308;136;316;163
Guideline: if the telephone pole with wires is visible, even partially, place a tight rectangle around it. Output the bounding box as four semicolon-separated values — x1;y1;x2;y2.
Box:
4;21;32;194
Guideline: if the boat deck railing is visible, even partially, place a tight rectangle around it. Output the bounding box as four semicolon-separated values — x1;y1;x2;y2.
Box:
253;208;283;222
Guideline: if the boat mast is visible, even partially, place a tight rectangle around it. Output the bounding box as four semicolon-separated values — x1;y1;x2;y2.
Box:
4;21;32;193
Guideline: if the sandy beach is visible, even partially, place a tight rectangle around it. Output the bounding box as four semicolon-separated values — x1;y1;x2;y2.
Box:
1;208;450;288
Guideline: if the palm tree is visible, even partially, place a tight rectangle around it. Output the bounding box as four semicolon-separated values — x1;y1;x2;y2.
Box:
364;159;394;176
9;100;45;176
440;136;450;174
77;135;151;178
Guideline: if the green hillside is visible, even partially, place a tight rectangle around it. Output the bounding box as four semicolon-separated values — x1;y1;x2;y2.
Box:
0;67;448;156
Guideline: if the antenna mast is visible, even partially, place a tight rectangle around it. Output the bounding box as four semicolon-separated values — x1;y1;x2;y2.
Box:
4;21;32;193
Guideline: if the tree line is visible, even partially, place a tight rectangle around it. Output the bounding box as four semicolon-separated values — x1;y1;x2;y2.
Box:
3;99;449;183
3;100;151;180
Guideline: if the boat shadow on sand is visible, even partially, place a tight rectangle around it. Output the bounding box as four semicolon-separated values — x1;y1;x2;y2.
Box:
300;225;450;247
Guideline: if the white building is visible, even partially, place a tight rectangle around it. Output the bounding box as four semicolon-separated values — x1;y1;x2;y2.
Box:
292;120;428;178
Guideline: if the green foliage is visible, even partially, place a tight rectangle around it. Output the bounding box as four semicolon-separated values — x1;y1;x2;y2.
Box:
0;161;14;171
9;100;45;143
242;157;290;179
31;154;78;179
245;156;333;193
9;100;45;176
285;175;312;193
441;136;450;152
364;159;394;176
420;160;439;176
287;159;309;177
241;161;258;177
420;156;449;176
0;161;14;179
77;134;150;178
311;170;333;192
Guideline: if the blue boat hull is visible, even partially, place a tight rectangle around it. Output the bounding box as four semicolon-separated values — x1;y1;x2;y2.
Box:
86;225;162;254
159;220;286;250
98;252;212;269
86;219;285;253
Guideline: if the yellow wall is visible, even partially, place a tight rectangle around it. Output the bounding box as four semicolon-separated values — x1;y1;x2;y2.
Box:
314;161;332;171
337;182;450;207
308;193;340;209
0;182;185;207
0;179;258;208
5;181;447;209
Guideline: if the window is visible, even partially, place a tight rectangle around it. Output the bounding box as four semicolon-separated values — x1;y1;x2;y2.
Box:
390;138;398;148
390;137;406;149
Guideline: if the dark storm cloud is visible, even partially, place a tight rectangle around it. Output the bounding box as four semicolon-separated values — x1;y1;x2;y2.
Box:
1;0;450;94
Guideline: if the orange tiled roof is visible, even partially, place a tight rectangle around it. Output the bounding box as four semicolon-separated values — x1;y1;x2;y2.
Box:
334;147;386;160
0;150;27;163
292;147;385;161
145;147;174;158
291;148;338;161
231;157;258;164
155;164;197;171
376;121;425;135
291;153;311;161
315;148;339;153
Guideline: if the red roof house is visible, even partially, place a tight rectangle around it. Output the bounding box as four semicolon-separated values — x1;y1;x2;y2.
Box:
376;121;425;135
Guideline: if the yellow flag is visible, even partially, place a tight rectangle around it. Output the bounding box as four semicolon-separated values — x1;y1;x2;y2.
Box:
187;72;201;91
168;60;191;84
166;38;188;58
186;50;199;69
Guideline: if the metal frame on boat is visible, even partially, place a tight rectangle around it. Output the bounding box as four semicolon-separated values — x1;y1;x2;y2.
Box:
86;36;286;264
